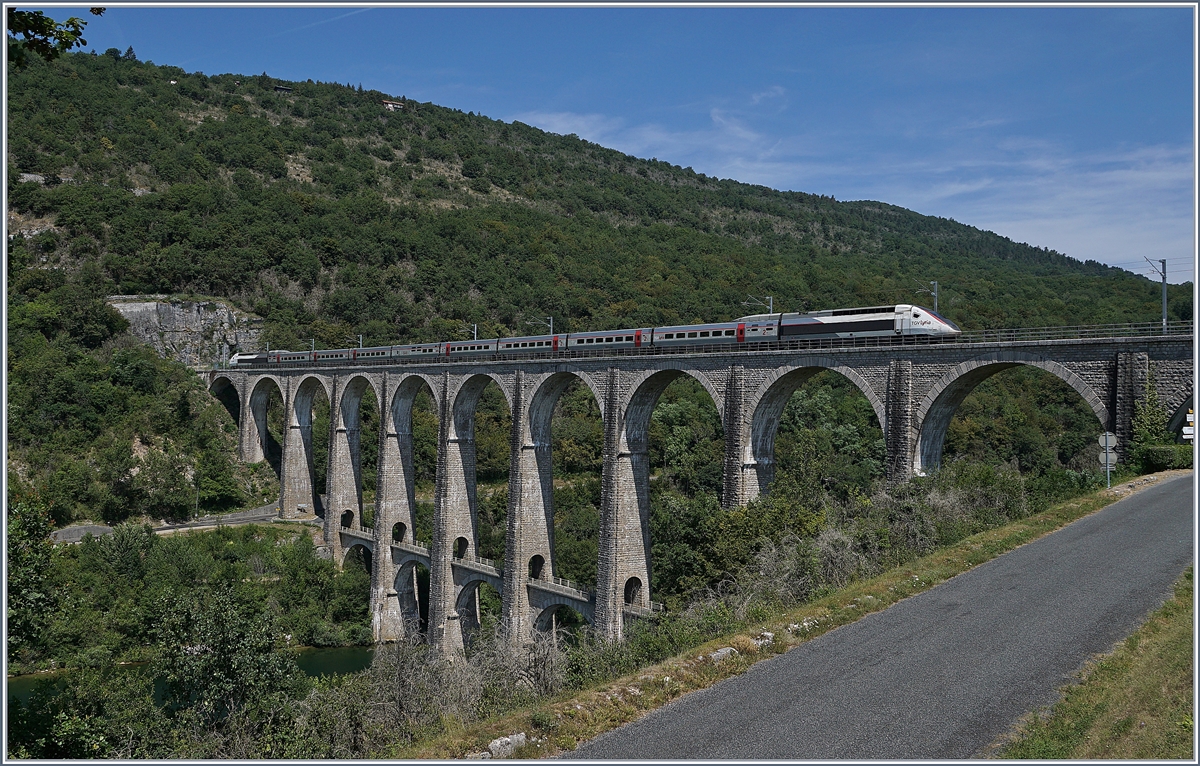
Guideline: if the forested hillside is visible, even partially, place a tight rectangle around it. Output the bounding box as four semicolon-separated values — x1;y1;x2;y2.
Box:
10;48;1188;516
8;49;1190;568
8;48;1192;757
8;49;1189;351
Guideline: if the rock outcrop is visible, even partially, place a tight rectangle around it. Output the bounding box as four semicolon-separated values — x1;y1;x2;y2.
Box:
107;295;263;369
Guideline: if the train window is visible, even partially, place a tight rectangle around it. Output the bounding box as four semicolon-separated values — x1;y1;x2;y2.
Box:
688;332;698;338
913;312;922;317
725;330;735;336
586;338;594;343
664;333;673;339
699;331;709;337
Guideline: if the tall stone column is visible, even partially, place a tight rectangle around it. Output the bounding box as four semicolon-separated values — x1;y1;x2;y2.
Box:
721;365;749;508
504;372;576;643
1114;351;1148;462
429;372;474;657
595;368;651;640
885;359;913;482
595;368;624;641
281;382;321;521
501;371;535;642
373;373;417;642
326;377;366;535
239;376;265;464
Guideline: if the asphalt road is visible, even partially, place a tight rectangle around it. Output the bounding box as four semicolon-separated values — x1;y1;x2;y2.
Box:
569;473;1194;760
49;503;283;543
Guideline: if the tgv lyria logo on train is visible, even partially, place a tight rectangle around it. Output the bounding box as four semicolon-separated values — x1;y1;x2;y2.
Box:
228;304;961;366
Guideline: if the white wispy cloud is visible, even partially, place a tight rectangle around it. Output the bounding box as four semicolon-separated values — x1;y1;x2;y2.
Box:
508;107;1194;282
750;85;785;104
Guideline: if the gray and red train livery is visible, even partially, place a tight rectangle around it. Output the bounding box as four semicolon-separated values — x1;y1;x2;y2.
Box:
229;304;960;366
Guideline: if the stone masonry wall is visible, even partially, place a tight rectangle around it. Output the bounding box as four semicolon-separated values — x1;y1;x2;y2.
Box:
212;332;1192;651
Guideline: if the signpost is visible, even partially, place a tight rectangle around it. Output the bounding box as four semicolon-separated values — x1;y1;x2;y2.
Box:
1098;432;1118;488
1184;410;1194;442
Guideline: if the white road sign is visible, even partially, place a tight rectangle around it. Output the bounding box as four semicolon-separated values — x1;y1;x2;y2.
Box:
1098;432;1118;449
1099;450;1118;468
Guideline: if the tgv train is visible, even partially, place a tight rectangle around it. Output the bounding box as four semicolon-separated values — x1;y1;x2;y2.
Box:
228;304;960;367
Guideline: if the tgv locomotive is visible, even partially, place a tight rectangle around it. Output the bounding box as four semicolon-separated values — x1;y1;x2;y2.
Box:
228;304;960;367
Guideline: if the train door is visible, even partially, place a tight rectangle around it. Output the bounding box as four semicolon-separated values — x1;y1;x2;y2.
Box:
634;330;642;348
736;323;746;342
895;308;909;335
552;335;559;351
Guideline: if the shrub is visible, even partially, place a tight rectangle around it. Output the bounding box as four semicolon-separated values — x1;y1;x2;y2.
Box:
1134;444;1194;473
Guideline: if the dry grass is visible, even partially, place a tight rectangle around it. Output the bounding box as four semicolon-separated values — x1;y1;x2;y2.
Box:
392;471;1188;759
995;566;1194;760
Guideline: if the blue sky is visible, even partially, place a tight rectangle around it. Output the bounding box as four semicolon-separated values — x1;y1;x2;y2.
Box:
38;4;1197;282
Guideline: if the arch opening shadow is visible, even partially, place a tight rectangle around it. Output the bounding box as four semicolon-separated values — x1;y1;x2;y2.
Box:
534;603;587;640
623;577;644;607
528;554;545;580
384;377;439;550
343;543;372;577
446;374;513;564
249;377;286;477
394;561;430;633
532;373;604;591
918;361;1107;476
457;580;502;646
751;368;885;501
1167;392;1194;438
208;376;241;426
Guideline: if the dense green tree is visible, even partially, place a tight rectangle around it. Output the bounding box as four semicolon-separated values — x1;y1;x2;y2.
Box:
6;8;104;69
6;499;55;663
155;587;305;724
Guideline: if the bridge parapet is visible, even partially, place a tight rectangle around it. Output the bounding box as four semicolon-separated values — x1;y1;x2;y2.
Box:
211;323;1192;652
453;555;503;578
392;540;431;557
340;526;374;542
529;576;594;604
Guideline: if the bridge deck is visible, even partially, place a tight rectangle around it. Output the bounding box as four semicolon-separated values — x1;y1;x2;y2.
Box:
218;321;1192;371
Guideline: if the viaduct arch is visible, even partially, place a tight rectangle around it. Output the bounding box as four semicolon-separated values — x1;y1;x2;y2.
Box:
912;352;1110;475
209;330;1192;653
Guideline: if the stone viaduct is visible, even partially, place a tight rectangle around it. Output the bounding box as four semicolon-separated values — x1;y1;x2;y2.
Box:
207;327;1193;655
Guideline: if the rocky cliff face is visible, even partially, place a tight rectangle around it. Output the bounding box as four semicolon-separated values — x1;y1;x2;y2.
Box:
107;296;263;369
